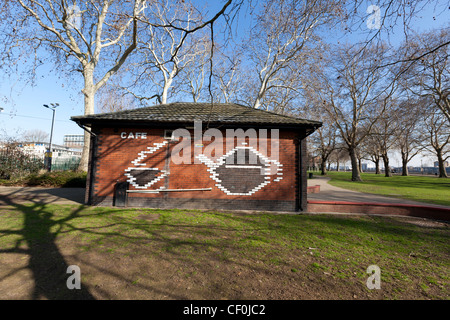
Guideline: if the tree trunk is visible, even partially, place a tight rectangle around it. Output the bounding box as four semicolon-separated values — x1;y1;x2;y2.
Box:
321;157;327;175
78;67;95;172
161;75;174;104
402;160;409;176
253;76;268;109
253;95;262;109
401;151;409;176
349;148;362;181
336;159;340;172
382;154;391;177
161;89;168;104
437;151;448;178
374;157;380;174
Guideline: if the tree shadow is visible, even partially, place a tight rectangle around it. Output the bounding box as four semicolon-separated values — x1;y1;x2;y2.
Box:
0;192;95;300
2;194;448;300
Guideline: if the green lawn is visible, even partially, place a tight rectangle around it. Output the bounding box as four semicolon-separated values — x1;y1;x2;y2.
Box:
0;204;448;299
324;172;450;207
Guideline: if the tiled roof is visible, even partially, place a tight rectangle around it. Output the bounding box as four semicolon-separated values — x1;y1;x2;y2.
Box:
71;102;321;127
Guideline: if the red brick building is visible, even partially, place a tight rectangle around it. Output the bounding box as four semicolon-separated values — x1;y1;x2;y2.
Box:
71;103;321;212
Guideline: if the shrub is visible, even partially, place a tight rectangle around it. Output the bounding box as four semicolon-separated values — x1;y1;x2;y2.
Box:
0;144;44;179
25;171;87;187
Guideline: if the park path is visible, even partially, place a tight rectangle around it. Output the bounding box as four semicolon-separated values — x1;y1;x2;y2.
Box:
0;186;85;205
307;175;450;209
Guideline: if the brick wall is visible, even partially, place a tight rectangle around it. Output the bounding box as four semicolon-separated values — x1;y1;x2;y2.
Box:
88;126;306;211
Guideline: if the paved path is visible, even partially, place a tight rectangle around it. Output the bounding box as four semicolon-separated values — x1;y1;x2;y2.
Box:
0;186;85;205
307;176;450;209
0;178;448;210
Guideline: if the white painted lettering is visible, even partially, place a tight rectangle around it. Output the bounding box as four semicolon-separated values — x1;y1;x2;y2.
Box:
120;132;147;139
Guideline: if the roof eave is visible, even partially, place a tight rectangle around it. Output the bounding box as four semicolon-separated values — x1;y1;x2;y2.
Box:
71;117;322;130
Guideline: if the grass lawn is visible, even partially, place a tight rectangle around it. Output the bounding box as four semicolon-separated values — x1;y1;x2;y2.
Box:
324;172;450;207
0;203;448;300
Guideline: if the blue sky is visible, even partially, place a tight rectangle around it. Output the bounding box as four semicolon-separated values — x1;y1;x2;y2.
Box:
0;1;448;165
0;65;85;145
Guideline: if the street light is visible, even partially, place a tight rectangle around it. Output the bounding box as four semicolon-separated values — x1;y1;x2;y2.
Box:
43;103;59;171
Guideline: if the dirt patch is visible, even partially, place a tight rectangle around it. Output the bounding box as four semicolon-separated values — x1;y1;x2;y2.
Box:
137;214;161;221
0;229;446;300
0;205;448;300
0;238;377;300
398;217;449;228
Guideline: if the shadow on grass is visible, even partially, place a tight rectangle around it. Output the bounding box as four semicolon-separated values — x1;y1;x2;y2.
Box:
1;196;449;300
0;195;284;299
0;191;95;300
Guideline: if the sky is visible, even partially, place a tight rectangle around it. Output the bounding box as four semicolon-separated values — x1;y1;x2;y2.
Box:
0;66;84;146
0;1;448;166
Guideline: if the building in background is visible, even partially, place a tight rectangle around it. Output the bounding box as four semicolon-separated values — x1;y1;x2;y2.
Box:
18;142;81;158
17;142;81;170
64;134;84;149
434;161;449;168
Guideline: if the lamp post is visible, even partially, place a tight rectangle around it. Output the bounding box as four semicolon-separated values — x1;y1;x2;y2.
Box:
43;103;59;171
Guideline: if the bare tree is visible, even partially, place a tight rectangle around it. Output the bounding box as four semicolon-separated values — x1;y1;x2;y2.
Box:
96;81;138;113
310;43;399;181
260;65;303;115
310;122;337;176
22;129;49;143
394;99;426;176
123;1;209;105
179;38;213;103
370;99;400;177
421;105;450;178
300;72;337;175
331;147;349;172
400;28;450;124
346;1;449;64
211;46;244;104
244;0;345;110
361;136;382;174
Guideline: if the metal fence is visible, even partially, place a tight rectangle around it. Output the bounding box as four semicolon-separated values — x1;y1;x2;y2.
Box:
51;157;81;171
